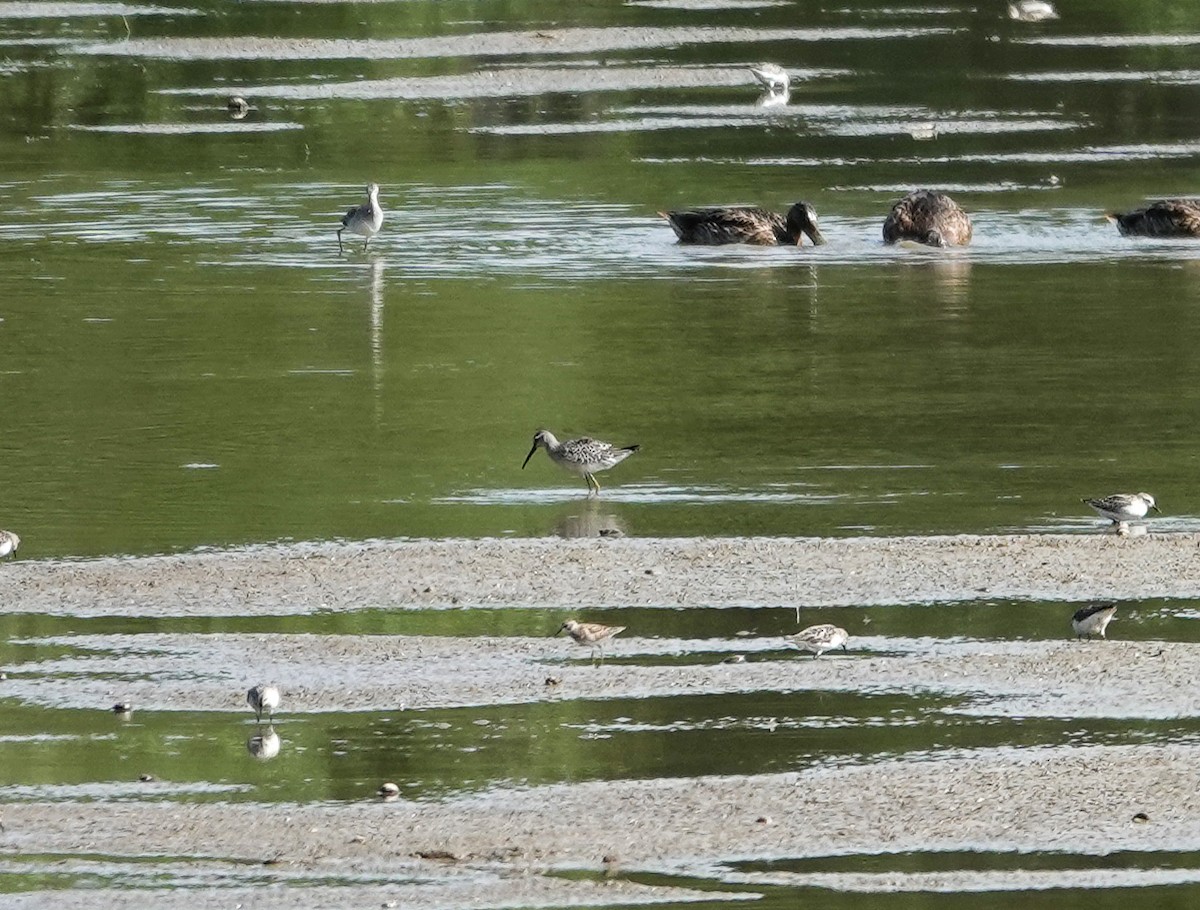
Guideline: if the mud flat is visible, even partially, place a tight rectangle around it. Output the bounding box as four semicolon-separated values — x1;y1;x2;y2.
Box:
4;533;1199;909
0;533;1194;618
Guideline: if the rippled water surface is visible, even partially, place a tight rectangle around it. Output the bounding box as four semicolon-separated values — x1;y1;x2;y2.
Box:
0;0;1199;552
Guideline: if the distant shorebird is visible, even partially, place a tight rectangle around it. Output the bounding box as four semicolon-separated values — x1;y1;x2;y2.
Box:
749;63;790;94
1108;200;1200;238
558;619;626;664
1072;602;1117;640
0;531;19;558
246;684;281;722
111;701;133;716
786;624;849;658
226;95;250;119
522;429;639;496
661;202;825;246
337;183;384;254
1008;0;1058;21
1083;492;1159;526
883;190;973;247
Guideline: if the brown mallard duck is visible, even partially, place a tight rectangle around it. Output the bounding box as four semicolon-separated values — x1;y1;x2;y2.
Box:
882;190;972;247
1108;199;1200;237
660;202;826;246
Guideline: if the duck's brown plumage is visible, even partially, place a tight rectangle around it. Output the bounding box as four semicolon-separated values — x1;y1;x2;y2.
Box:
1109;199;1200;238
661;202;825;246
882;190;972;247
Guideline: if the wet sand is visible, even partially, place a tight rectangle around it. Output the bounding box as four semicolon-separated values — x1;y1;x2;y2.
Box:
3;534;1200;907
0;533;1194;617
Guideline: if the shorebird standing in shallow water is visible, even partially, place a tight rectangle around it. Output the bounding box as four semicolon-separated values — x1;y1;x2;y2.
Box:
785;624;849;658
1083;492;1159;529
247;684;281;723
558;619;626;665
1072;602;1117;640
749;62;790;94
337;183;384;254
883;190;973;247
1008;0;1058;20
0;530;19;558
1108;200;1200;238
522;429;639;497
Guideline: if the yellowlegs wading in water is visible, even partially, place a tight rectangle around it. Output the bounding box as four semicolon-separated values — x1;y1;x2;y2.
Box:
337;183;383;254
882;190;973;247
247;684;281;722
1072;602;1117;640
522;429;639;497
1108;200;1200;237
785;624;849;658
1082;492;1158;527
0;530;19;558
557;619;626;665
661;202;825;246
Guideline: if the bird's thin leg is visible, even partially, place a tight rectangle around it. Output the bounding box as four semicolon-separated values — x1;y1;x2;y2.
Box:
337;229;344;254
362;237;369;252
586;473;600;497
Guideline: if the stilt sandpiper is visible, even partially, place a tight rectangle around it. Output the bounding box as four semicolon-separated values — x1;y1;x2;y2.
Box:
522;429;639;496
785;624;849;658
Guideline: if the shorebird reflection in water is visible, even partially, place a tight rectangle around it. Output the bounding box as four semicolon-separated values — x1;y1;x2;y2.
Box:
247;726;281;760
247;684;281;722
882;190;972;247
662;202;825;246
1072;602;1117;640
558;619;626;665
1108;199;1200;238
785;624;849;658
522;429;639;497
337;183;384;254
1082;492;1159;527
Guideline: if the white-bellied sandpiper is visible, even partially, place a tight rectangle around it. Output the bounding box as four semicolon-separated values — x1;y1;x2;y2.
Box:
338;183;384;254
1083;492;1158;528
0;530;19;558
558;619;626;664
247;684;281;722
1072;602;1117;640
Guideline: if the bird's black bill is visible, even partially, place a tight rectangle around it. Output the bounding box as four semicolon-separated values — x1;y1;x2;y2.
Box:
522;444;538;469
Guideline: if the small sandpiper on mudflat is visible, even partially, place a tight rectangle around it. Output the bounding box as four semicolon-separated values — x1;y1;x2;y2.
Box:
337;183;384;254
785;623;849;658
522;429;639;497
0;530;20;558
1082;492;1159;529
748;62;790;94
1072;602;1117;640
247;684;281;722
557;619;626;664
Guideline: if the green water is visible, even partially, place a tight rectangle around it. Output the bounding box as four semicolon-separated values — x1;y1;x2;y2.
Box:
1;0;1200;555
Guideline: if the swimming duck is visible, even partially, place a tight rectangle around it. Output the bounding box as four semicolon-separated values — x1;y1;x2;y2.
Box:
882;190;973;247
661;202;826;246
1108;199;1200;238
